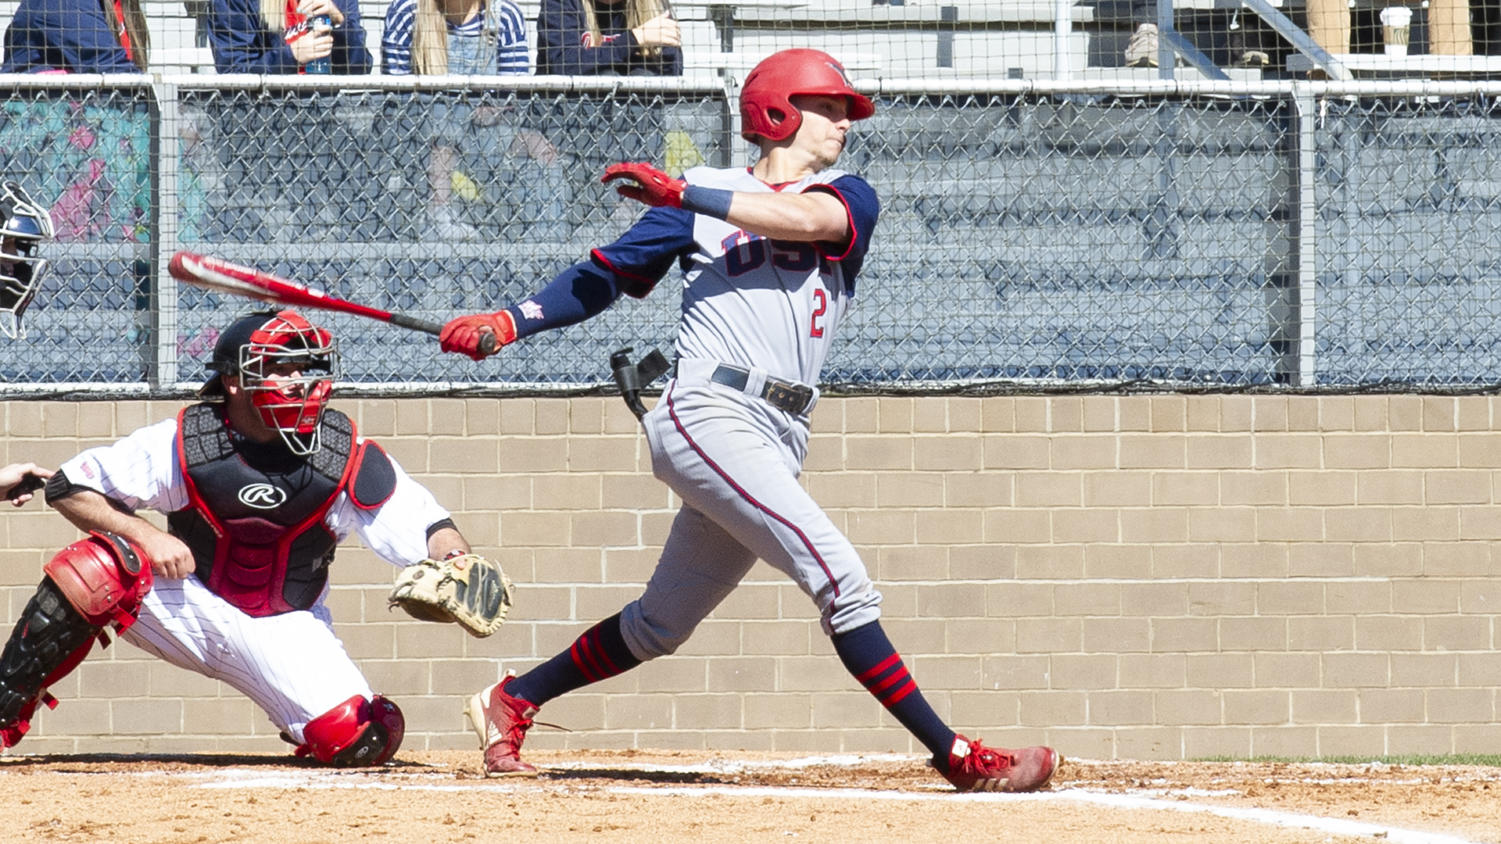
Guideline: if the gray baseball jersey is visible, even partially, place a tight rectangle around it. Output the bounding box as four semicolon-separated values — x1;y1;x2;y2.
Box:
591;165;885;656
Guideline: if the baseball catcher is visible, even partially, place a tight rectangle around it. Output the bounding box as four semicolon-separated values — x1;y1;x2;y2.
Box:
0;309;500;765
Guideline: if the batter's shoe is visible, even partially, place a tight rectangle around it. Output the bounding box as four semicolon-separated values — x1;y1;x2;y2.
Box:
936;735;1060;792
465;671;540;777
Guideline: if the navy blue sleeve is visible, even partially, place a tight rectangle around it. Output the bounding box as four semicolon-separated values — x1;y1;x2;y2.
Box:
591;206;697;298
0;0;137;73
207;0;299;73
505;260;624;340
502;207;695;338
807;174;880;284
331;0;373;74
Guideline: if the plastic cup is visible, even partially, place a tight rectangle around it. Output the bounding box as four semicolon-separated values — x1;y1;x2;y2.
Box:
1380;6;1413;58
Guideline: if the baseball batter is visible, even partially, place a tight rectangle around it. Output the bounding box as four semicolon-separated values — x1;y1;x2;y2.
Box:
0;310;472;765
440;48;1059;792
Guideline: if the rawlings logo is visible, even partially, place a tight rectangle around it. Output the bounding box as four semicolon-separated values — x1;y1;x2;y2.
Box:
237;483;287;509
825;60;852;86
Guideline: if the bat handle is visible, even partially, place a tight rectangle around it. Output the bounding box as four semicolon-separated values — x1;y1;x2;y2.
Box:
390;313;497;356
390;313;446;336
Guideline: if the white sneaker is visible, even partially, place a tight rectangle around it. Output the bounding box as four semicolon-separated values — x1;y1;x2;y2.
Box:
1125;23;1160;68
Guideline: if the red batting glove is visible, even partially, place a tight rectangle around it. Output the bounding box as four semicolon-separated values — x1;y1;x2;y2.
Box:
440;311;517;361
601;162;685;208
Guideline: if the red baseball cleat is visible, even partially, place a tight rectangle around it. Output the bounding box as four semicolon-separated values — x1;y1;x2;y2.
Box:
937;734;1060;792
465;671;540;777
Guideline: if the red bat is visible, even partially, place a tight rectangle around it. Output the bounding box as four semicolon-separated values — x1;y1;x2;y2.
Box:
167;251;495;354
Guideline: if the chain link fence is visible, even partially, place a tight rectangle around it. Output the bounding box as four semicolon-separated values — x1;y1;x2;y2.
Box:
3;76;1501;395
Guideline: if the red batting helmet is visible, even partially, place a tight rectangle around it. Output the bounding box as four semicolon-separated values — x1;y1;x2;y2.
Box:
739;49;875;142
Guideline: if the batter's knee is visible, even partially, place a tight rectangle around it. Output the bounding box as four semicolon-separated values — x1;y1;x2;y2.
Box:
822;583;884;637
297;694;405;767
619;600;692;660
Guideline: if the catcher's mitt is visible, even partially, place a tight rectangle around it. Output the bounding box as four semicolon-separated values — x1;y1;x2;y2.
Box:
388;554;513;638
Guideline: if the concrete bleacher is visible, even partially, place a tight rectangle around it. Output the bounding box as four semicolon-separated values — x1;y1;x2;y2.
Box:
147;1;214;73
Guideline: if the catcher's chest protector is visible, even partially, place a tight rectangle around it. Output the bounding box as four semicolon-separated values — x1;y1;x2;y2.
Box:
168;404;391;616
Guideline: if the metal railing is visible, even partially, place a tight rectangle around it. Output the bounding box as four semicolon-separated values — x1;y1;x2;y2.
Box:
4;75;1501;396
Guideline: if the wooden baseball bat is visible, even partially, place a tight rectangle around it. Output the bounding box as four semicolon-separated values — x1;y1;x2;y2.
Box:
167;251;496;355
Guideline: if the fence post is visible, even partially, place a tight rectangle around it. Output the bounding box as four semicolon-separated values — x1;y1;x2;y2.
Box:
149;78;181;390
1289;85;1319;386
1053;0;1072;79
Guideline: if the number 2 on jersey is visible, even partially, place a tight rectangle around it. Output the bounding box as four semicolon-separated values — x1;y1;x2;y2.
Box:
721;231;831;338
811;288;827;338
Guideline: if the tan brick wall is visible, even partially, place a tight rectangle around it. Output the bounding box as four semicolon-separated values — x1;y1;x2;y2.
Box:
3;394;1500;760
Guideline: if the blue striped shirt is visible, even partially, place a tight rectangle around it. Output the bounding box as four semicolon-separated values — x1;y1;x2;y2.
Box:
382;0;529;75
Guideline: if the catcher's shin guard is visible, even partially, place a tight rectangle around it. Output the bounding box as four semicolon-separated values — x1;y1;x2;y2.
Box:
296;694;405;767
0;532;153;748
0;578;98;745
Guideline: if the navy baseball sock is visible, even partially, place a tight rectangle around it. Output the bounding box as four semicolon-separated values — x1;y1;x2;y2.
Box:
831;620;957;762
510;612;641;706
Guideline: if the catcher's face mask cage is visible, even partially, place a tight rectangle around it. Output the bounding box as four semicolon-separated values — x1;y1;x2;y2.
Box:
0;181;54;340
235;311;337;455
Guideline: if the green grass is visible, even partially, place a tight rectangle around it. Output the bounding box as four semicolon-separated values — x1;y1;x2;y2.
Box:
1195;754;1501;767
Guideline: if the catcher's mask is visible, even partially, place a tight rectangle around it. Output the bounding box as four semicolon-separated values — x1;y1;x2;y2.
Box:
738;48;874;143
0;181;55;340
202;309;337;455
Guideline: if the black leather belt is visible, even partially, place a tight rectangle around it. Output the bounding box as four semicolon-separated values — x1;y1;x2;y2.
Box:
709;364;816;415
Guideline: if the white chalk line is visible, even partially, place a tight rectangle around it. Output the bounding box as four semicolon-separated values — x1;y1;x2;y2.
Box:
176;757;1488;844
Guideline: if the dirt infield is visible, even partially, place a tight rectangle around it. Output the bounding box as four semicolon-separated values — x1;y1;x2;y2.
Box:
2;749;1497;843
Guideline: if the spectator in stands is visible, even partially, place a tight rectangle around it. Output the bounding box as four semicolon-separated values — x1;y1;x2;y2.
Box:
207;0;372;73
1414;0;1472;54
383;0;568;241
0;0;149;72
537;0;682;75
1306;0;1472;58
1124;1;1273;68
382;0;529;74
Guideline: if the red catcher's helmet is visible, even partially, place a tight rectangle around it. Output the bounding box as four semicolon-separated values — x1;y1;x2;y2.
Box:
203;309;337;455
739;49;875;142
